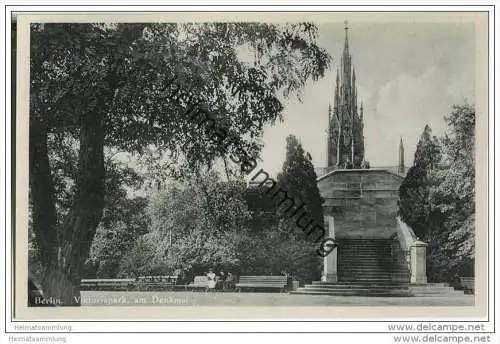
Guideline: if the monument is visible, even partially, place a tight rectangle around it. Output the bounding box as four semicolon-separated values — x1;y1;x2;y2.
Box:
293;23;433;296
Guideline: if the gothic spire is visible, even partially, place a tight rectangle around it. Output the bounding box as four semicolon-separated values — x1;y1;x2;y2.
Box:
334;68;340;110
344;21;349;54
327;22;364;170
399;137;405;174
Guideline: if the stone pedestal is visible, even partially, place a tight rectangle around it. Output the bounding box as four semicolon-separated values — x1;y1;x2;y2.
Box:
410;240;428;284
322;216;338;282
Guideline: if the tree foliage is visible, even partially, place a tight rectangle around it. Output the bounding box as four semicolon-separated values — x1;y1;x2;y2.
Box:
121;172;250;276
277;135;324;235
122;171;320;283
275;135;323;280
429;104;475;278
398;125;441;240
29;22;330;304
398;105;475;282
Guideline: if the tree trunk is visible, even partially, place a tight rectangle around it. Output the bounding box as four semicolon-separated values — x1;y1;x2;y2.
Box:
29;25;146;306
41;109;105;306
29;122;58;269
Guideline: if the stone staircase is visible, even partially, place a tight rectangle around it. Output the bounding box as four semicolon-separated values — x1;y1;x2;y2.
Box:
292;238;411;296
292;238;463;297
338;238;409;283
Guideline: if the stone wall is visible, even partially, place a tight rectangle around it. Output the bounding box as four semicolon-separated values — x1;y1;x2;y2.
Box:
318;169;404;239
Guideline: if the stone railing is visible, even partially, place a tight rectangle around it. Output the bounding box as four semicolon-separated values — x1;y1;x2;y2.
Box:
395;217;428;284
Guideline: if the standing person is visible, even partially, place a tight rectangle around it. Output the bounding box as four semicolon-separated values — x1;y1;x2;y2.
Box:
207;268;217;292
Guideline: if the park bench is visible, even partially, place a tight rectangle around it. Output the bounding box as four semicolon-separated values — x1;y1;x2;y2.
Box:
80;278;136;291
236;276;288;292
186;276;209;291
136;275;178;291
459;277;474;294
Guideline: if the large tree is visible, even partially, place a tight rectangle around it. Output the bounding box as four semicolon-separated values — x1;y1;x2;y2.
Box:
398;125;442;240
430;104;475;279
29;22;330;304
274;135;323;281
399;106;475;283
277;135;324;235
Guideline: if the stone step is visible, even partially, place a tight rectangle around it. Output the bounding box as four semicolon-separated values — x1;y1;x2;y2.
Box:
339;252;394;255
339;262;396;266
339;271;394;275
339;264;406;268
408;286;463;294
415;283;449;288
300;285;409;291
304;284;407;290
338;260;396;264
339;275;398;279
339;250;393;254
311;281;408;286
297;282;463;297
339;247;393;250
339;258;394;260
339;244;393;247
291;289;411;297
411;290;465;296
339;263;404;267
340;248;393;250
341;244;391;246
339;277;410;282
340;240;392;242
339;269;409;273
298;287;409;294
340;253;393;255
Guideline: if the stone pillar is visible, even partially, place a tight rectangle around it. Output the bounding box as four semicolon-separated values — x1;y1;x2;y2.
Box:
410;240;428;284
322;215;338;282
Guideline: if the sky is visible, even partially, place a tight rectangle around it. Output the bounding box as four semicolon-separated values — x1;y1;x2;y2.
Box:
257;21;475;177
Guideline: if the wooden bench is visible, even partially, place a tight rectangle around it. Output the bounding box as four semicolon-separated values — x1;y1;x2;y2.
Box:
136;275;178;291
187;276;208;290
236;276;288;292
186;276;209;291
80;278;136;291
459;277;474;294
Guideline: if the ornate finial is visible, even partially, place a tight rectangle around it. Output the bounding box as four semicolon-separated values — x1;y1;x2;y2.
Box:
343;21;350;52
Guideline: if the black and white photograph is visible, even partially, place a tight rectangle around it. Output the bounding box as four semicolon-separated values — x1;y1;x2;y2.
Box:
14;10;487;319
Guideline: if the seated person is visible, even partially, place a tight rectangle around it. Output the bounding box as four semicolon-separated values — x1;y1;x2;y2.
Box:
218;271;226;290
224;272;237;290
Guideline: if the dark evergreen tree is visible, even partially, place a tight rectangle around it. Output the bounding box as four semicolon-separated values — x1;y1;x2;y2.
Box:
274;135;324;282
277;135;324;228
414;125;442;170
398;125;442;241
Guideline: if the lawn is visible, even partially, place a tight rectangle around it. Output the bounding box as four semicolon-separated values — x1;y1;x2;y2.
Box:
80;291;474;307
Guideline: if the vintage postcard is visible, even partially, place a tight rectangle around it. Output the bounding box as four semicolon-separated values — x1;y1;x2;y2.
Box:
12;10;490;321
